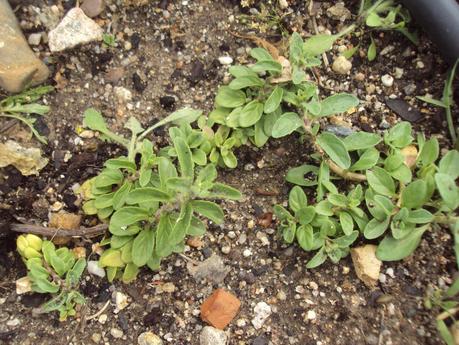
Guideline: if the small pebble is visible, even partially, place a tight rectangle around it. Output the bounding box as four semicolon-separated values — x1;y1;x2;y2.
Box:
381;74;394;87
98;314;108;324
87;260;106;278
91;333;102;343
218;56;233;65
332;55;352;75
6;318;20;327
28;33;42;46
243;249;252;257
138;331;163;345
110;328;123;339
394;67;404;79
221;245;231;254
306;310;317;320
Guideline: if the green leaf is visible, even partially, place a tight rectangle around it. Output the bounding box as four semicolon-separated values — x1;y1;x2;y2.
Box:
296;206;316;225
339;211;354;236
250;47;274;61
264;87;284;113
364;216;390;239
401;180;427;209
439;150;459;179
418;137;439;165
367;35;377;61
155;214;173;257
334;231;359;248
251;60;282;74
122;263;139;283
289;186;307;212
41;292;67;311
229;76;264;90
328;193;348;207
343;132;381;151
306;247;327;268
292;66;306;85
110;235;132;249
151;108;202;129
190;200;224;224
126;187;171;204
316;132;351;169
385;122;413;148
296;224;314;251
228;65;258;78
83;108;108;132
94;169;123;188
407;209;434;224
66;258;86;287
105;157;137;171
171;203;193;245
125;116;144;135
215;86;246;108
238;101;264;128
289;32;304;64
187;216;207;236
315;200;333;216
350;148;379;171
376;225;429;261
283;222;296;243
303;34;337;56
366;12;383;27
416;96;446;108
271;112;303;138
132;229;155;267
285;164;319;187
99;248;124;267
366;167;395;196
146;256;161;271
94;192;115;209
109;207;150;235
254;120;269;147
435;173;459;210
318;94;359;117
436;320;455;345
158;157;177;188
273;205;294;221
221;149;238;168
207;182;242;200
173;136;194;178
192;149;207;165
112;181;132;210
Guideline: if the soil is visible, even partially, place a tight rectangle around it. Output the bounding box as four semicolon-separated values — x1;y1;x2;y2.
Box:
0;1;457;344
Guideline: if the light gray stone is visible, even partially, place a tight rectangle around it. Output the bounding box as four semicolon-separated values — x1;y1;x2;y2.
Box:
200;326;227;345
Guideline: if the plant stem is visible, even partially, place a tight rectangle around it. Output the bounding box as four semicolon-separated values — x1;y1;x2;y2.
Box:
445;105;457;144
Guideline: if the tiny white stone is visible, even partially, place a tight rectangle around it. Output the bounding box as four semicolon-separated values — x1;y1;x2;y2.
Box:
110;328;123;339
251;302;272;329
279;0;289;9
115;291;129;311
416;60;425;69
379;273;387;284
16;276;32;295
394;67;404;79
218;56;233;65
381;74;394;87
114;86;132;103
28;33;42;46
243;249;252;257
221;245;231;254
98;314;108;324
227;231;236;239
199;326;227;345
6;318;20;327
386;267;395;278
87;260;106;278
236;318;247;327
332;55;352;75
306;310;317;320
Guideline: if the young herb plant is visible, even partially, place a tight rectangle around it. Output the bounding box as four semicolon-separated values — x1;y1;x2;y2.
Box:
17;234;86;321
276;121;459;267
204;32;359;168
0;85;53;144
80;108;242;282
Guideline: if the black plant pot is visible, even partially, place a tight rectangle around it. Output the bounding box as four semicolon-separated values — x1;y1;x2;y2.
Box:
401;0;459;64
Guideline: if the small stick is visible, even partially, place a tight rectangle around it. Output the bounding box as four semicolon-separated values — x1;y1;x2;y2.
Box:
309;1;329;66
86;300;110;321
10;223;108;238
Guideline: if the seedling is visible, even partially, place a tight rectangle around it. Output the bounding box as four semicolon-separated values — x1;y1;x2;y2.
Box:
17;234;86;321
81;109;241;282
0;85;53;144
417;59;458;147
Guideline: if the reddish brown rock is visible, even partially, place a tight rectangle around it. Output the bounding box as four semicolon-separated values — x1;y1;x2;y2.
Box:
200;288;241;329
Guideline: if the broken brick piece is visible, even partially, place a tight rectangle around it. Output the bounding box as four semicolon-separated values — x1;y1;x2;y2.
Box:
200;288;241;329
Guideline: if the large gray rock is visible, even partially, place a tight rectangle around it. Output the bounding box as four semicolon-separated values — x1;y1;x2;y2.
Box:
199;326;228;345
0;0;49;93
48;7;103;52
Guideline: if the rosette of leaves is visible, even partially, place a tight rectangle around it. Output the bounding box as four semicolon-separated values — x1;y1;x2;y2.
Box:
207;33;359;164
17;235;86;321
80;109;241;283
279;121;459;266
274;184;363;268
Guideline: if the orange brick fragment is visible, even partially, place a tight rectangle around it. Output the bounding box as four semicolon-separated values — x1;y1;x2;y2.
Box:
200;288;241;329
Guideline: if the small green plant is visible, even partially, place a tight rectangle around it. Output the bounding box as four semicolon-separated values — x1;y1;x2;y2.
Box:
17;234;86;321
417;59;458;148
275;121;459;267
205;32;359;168
0;85;53;143
80;108;241;282
102;33;117;48
425;277;459;345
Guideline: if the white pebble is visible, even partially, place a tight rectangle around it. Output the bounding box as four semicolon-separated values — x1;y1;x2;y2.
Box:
386;267;395;278
381;74;394;87
243;249;252;257
332;55;352;75
251;302;272;329
221;245;231;254
306;310;317;320
115;291;129;311
394;67;404;79
110;328;123;339
87;260;106;278
218;56;233;65
28;33;42;46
